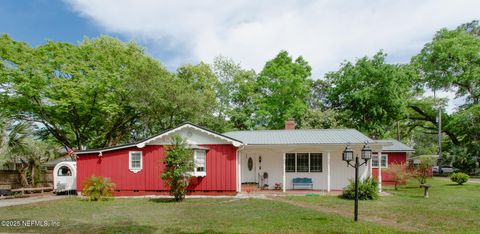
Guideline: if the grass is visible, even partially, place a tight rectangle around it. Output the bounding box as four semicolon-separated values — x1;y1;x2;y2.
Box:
0;197;401;234
286;178;480;233
0;178;477;233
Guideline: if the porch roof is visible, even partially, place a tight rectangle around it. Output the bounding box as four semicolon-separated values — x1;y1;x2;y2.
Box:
223;129;374;145
376;139;414;152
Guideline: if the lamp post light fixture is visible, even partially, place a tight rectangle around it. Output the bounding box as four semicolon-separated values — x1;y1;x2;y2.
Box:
342;142;372;222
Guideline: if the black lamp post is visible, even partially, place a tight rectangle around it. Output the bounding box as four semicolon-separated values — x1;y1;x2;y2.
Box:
342;142;372;222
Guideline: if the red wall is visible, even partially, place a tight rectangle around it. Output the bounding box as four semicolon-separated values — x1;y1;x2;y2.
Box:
77;144;237;195
372;152;407;184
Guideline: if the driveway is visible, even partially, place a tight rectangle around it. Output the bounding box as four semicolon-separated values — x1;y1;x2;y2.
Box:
0;195;67;208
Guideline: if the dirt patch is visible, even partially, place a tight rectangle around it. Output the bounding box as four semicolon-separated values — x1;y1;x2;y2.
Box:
272;196;420;232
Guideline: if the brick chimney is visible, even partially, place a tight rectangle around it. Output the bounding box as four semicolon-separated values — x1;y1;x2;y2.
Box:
284;119;296;130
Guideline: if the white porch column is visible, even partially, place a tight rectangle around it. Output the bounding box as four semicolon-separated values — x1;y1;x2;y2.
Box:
282;152;286;192
327;151;331;192
378;150;382;192
369;156;373;177
237;151;241;192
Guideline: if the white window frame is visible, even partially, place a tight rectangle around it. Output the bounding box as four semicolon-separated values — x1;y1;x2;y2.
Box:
192;150;207;177
129;151;143;173
372;153;388;168
285;152;323;173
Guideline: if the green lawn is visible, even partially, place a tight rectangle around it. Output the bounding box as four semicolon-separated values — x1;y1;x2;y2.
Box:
286;178;480;233
0;197;401;234
0;178;477;233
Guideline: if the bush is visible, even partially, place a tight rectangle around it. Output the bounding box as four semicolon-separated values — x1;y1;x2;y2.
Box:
450;172;469;185
408;155;435;185
384;162;408;190
342;177;378;200
82;175;116;201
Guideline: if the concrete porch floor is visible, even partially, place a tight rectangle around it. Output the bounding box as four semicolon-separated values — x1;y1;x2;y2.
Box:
240;183;342;196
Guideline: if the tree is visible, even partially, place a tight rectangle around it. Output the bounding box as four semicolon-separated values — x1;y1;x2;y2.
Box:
213;56;259;130
326;52;413;137
301;109;342;129
411;21;480;169
161;134;194;201
0;118;58;187
256;51;312;129
412;22;480;105
0;35;171;149
229;69;259;130
133;62;223;136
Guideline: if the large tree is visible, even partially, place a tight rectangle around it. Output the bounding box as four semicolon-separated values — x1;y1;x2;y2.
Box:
326;52;413;137
0;35;170;149
412;21;480;105
256;51;312;129
411;21;480;171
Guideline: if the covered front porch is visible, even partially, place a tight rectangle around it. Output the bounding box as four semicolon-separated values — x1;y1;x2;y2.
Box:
236;144;378;192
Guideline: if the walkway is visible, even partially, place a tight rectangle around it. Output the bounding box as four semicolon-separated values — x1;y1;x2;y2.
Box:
0;195;67;208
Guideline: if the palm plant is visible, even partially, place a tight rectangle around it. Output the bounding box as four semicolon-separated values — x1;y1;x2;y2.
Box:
0;118;58;187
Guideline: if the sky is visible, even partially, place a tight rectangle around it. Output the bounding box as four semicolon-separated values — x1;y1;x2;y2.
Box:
1;0;479;112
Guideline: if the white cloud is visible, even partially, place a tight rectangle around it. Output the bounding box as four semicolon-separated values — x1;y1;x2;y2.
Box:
66;0;479;110
65;0;479;74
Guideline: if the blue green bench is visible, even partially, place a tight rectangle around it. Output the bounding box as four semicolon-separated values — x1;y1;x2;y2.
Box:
292;177;313;190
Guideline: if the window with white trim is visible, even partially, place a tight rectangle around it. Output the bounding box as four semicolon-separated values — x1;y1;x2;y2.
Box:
296;153;309;172
193;150;206;177
310;153;323;172
372;153;388;168
284;153;323;173
129;151;143;173
285;153;296;172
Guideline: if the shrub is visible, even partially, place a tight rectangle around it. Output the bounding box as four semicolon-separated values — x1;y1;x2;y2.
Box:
450;172;469;185
342;177;378;200
408;155;435;185
82;175;116;201
384;162;408;190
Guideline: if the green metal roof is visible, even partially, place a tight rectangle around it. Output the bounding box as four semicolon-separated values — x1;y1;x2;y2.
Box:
223;129;374;145
376;139;414;152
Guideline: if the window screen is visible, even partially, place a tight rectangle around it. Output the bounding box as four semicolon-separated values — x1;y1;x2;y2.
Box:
285;153;296;172
130;152;142;169
296;153;309;172
310;153;323;172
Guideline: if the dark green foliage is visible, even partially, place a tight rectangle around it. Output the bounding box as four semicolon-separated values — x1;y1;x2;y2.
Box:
450;172;469;185
256;51;312;129
82;175;116;201
326;52;413;137
161;134;194;201
342;177;379;200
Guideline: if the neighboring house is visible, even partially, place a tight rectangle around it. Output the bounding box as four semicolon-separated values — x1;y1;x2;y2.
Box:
75;122;402;196
371;140;414;186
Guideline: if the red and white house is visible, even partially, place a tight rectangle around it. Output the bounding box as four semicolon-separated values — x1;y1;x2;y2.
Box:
75;122;413;196
371;140;414;190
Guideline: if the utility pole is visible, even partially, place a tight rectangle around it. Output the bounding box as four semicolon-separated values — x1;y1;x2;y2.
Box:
438;107;442;160
434;89;442;161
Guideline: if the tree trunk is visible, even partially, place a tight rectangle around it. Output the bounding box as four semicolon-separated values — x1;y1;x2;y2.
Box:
16;164;29;187
31;165;35;186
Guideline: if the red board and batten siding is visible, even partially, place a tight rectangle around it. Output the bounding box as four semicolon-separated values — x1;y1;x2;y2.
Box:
76;144;237;195
372;152;407;185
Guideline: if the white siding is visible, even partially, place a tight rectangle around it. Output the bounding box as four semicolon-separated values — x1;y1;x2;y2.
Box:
240;146;369;190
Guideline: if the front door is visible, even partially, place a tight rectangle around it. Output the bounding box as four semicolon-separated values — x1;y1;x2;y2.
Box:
242;154;257;183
